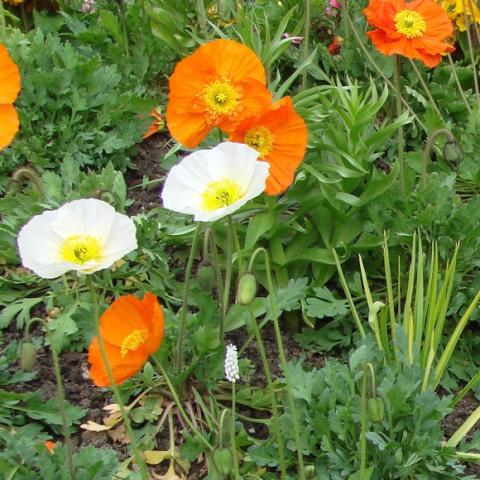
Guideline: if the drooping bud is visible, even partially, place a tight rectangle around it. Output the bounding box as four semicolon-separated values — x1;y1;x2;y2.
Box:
20;342;37;371
443;140;463;166
224;344;239;383
367;397;385;423
197;263;216;292
236;272;257;306
305;465;316;478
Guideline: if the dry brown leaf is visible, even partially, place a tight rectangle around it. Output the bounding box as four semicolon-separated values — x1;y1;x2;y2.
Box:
80;420;111;432
107;424;130;444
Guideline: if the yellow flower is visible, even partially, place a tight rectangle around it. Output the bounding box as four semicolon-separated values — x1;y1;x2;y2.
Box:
439;0;480;31
3;0;25;5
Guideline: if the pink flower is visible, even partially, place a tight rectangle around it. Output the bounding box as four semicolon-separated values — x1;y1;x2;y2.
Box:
330;0;340;8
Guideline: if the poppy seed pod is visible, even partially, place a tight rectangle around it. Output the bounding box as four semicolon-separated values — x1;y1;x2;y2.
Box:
236;272;257;305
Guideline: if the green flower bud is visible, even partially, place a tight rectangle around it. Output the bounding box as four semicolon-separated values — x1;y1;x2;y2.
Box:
305;465;316;478
367;397;385;422
443;140;463;165
236;272;257;305
197;263;216;292
20;342;37;371
213;447;233;475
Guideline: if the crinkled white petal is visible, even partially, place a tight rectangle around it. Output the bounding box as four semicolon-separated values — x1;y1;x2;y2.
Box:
17;198;137;279
161;142;270;223
50;198;116;243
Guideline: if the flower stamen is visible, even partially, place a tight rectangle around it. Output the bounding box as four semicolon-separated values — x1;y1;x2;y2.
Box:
60;235;102;264
244;126;274;158
202;179;244;211
120;329;148;358
394;9;427;38
202;79;240;122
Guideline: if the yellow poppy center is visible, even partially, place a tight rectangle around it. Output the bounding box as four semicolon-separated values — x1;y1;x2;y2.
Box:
244;126;274;158
120;329;148;358
60;235;102;264
202;179;244;211
202;79;240;120
394;9;427;38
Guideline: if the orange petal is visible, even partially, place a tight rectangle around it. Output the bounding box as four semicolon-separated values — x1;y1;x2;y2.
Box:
0;44;20;104
88;337;147;387
99;295;151;347
0;104;19;150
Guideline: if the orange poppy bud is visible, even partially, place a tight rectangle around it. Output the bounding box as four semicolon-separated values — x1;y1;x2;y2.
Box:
88;292;165;387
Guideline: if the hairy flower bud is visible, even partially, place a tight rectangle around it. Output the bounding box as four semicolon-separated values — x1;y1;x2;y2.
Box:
443;140;463;165
236;272;257;306
20;342;37;371
197;263;216;292
367;397;385;422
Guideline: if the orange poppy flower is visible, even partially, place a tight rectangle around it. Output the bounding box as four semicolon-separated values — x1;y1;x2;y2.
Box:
0;44;21;150
143;107;164;139
166;39;272;148
228;97;308;195
88;292;164;387
363;0;455;68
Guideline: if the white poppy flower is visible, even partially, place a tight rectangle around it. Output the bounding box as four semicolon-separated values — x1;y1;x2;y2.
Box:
17;198;137;279
161;142;270;222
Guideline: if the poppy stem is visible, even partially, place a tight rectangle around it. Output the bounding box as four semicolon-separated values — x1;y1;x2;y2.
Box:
359;366;369;477
150;354;214;450
447;54;473;117
230;382;240;479
195;0;208;40
394;55;406;198
248;247;306;480
118;0;130;59
461;0;480;111
247;306;288;479
175;224;201;373
220;216;235;341
408;59;445;123
0;1;7;42
86;276;148;480
203;227;225;317
300;0;311;91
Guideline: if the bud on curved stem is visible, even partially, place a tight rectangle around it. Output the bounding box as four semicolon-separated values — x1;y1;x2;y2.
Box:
421;129;461;188
10;167;45;198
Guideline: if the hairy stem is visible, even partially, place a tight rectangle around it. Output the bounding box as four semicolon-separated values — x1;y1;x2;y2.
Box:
175;225;201;372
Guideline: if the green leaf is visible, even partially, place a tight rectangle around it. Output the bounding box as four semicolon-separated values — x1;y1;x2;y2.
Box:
245;212;275;249
0;298;43;329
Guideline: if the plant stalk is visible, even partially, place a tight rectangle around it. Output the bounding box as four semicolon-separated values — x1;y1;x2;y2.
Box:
221;217;235;341
248;248;306;480
394;55;406;198
175;225;201;373
301;0;311;91
248;307;287;479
